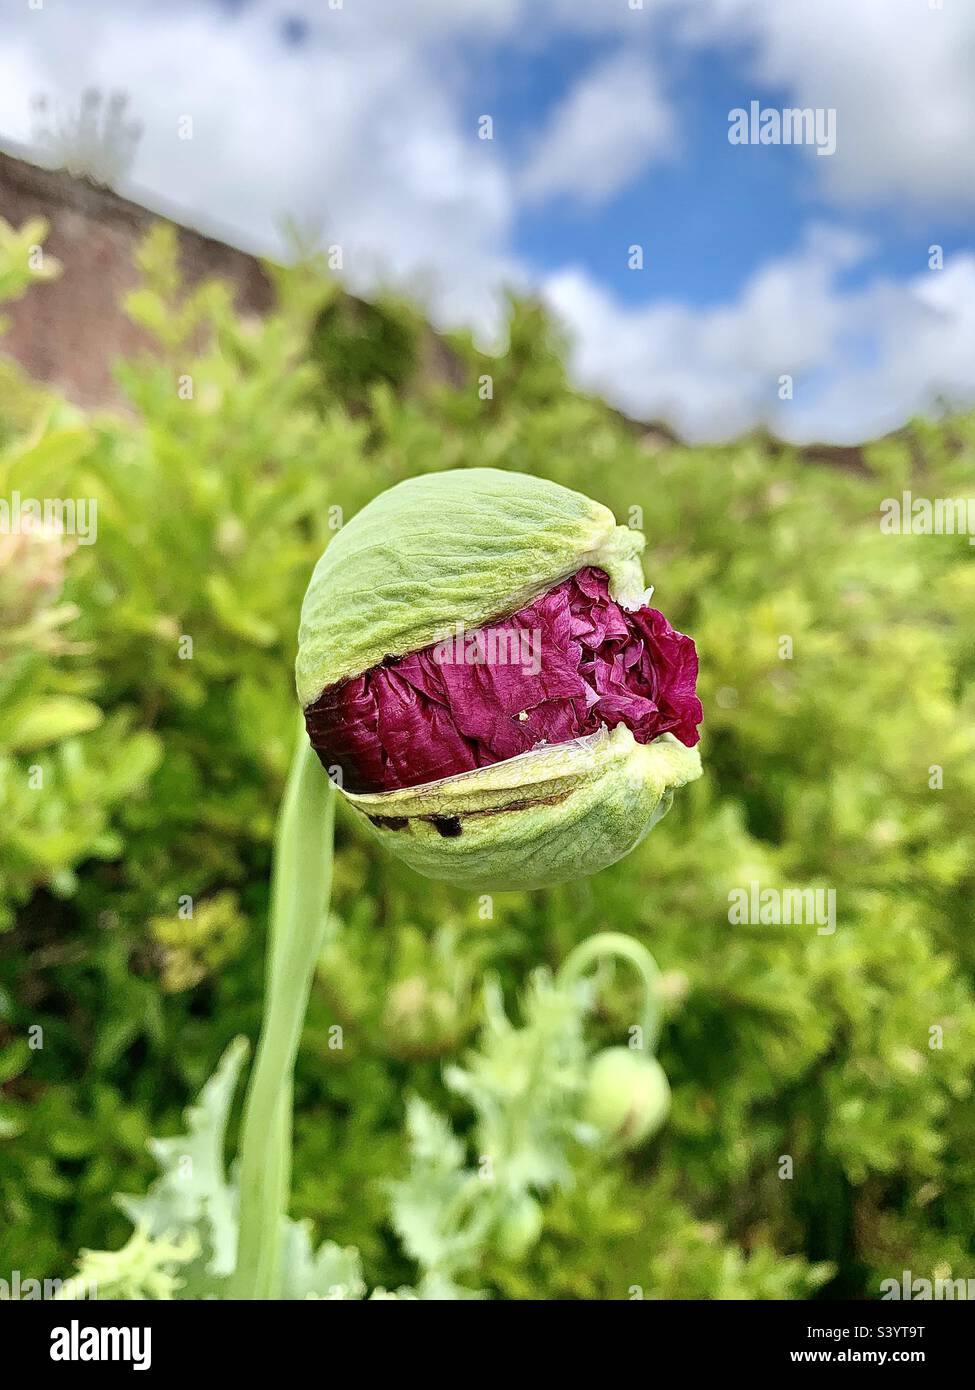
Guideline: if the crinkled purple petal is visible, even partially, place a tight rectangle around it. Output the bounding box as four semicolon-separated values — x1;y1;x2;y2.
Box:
305;567;703;793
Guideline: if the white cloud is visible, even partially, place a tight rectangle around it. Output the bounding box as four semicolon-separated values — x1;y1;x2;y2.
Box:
542;231;975;443
680;0;975;207
528;0;975;209
0;0;522;336
519;51;676;206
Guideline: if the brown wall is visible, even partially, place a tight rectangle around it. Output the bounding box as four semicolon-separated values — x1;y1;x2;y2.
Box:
0;149;701;458
0;149;274;410
0;150;889;468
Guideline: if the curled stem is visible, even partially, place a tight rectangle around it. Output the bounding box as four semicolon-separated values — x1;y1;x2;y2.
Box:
233;725;335;1299
556;930;664;1053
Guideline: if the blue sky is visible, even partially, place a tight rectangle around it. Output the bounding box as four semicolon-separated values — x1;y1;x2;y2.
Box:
504;48;952;309
464;16;973;309
510;47;845;307
2;0;974;442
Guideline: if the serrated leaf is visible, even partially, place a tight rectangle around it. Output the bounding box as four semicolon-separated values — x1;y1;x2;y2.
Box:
278;1220;365;1300
117;1036;248;1293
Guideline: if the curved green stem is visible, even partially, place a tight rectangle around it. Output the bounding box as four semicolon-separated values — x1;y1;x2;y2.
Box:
556;931;664;1053
233;726;335;1299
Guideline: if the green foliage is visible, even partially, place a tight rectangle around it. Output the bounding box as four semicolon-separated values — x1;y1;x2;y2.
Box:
0;217;59;318
1;216;973;1299
387;971;592;1298
309;292;420;408
69;1038;365;1300
65;969;614;1300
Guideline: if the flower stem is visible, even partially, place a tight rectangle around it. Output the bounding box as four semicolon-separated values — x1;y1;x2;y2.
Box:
233;726;334;1299
556;931;664;1053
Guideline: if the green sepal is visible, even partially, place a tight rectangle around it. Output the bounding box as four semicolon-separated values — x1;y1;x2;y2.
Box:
343;727;702;890
296;467;645;706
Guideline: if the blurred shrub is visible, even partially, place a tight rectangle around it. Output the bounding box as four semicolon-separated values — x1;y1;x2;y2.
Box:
309;292;420;408
0;216;973;1298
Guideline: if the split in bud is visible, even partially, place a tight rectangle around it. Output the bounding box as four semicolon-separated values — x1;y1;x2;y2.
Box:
305;567;701;794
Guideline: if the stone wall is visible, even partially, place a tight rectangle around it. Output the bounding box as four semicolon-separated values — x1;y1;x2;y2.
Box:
0;148;274;409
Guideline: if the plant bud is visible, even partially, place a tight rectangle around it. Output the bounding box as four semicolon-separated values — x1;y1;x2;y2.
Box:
495;1193;544;1261
297;468;702;889
583;1047;671;1148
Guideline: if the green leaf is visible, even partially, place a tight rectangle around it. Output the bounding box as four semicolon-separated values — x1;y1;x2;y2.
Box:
116;1036;249;1295
278;1221;365;1300
0;697;103;751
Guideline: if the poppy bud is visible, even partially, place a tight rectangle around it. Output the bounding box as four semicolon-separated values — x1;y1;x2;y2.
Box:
495;1193;544;1261
297;468;702;890
583;1047;671;1149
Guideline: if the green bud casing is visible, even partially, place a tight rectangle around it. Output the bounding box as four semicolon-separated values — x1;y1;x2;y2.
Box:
345;725;699;890
297;468;645;707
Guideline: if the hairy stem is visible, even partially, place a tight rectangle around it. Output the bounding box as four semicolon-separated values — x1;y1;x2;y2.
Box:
233;728;334;1299
556;931;663;1053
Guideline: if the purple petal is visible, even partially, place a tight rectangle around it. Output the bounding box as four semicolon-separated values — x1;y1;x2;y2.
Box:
305;567;703;793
